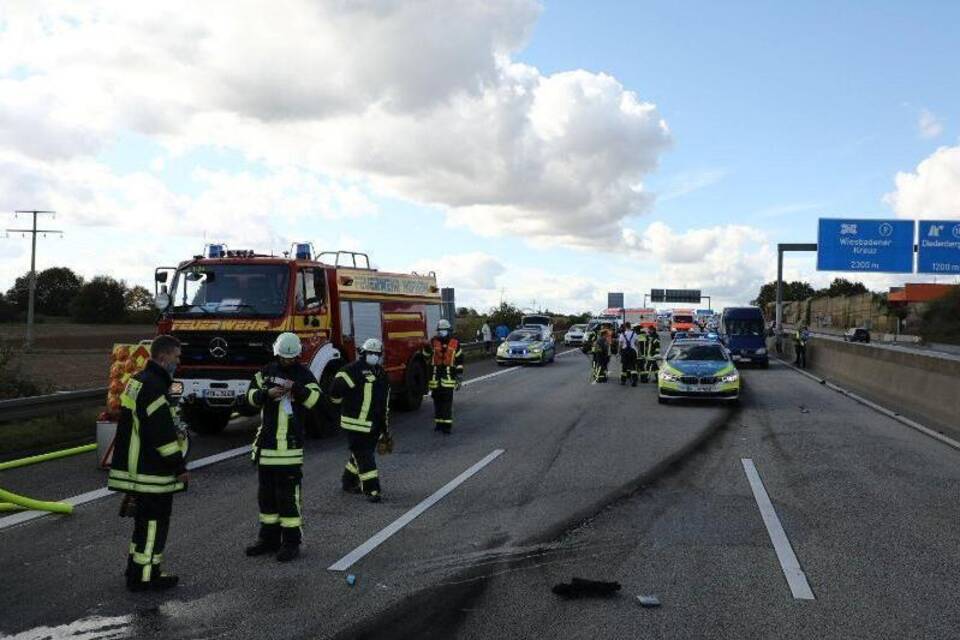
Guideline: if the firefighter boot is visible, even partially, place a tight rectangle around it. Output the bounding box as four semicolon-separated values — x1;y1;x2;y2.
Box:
246;526;281;557
128;572;179;592
276;545;300;562
276;532;301;562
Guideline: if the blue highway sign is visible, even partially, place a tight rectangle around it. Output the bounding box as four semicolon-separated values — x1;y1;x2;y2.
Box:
918;220;960;274
817;218;915;273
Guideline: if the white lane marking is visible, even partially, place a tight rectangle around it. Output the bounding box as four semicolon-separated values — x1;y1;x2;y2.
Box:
778;359;960;452
328;449;505;572
460;349;579;388
0;445;252;532
186;444;251;469
741;458;815;600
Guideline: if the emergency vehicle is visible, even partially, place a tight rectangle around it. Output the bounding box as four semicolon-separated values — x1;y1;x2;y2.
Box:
151;244;441;435
624;308;658;331
670;308;697;338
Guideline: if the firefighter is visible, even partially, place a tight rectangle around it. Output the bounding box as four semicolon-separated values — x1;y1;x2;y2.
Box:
331;338;391;502
591;323;612;383
641;325;661;383
422;319;463;434
244;332;321;562
618;322;640;386
107;334;189;592
794;325;809;368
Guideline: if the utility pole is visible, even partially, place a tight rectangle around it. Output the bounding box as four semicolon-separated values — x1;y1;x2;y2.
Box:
5;210;63;349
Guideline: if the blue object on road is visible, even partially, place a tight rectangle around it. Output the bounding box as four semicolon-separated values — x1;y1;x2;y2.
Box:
346;574;356;586
917;220;960;275
817;218;915;273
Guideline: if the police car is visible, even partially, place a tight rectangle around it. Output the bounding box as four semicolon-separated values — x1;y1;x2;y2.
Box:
657;339;740;405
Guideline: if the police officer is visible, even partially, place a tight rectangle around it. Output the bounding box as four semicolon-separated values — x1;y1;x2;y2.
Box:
108;334;189;592
330;338;390;502
245;333;321;562
618;322;639;386
641;325;661;383
422;319;463;434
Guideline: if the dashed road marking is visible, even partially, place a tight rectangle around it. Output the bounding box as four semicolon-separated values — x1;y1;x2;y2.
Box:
741;458;815;600
328;449;505;572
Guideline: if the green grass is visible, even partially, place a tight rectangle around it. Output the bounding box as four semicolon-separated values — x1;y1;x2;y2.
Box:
0;407;99;459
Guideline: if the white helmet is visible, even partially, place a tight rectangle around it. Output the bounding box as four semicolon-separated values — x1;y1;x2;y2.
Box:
360;338;383;354
437;319;451;331
273;332;302;358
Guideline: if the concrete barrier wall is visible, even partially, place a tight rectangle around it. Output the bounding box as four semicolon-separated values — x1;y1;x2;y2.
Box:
768;336;960;434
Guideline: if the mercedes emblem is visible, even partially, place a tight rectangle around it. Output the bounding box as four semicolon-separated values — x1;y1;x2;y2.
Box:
209;337;229;359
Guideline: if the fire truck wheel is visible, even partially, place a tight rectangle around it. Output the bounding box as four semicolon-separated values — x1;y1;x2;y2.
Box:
395;357;427;411
182;406;232;435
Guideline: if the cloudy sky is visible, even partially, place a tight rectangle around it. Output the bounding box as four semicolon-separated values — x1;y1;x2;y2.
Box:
1;1;959;314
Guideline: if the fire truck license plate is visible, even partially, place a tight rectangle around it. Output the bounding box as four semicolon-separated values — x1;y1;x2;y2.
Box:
204;389;236;399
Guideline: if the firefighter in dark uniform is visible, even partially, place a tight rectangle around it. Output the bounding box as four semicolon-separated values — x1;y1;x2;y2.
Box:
591;323;612;383
330;338;390;502
641;325;662;383
244;332;321;562
422;319;464;434
108;334;189;592
618;322;640;386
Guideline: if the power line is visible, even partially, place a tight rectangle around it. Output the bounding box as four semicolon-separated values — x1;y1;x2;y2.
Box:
4;210;64;349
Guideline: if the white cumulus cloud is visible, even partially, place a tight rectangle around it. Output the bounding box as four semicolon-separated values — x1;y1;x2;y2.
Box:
0;0;670;252
885;144;960;219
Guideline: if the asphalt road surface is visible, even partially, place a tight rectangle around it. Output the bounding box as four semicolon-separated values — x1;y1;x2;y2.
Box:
2;344;958;640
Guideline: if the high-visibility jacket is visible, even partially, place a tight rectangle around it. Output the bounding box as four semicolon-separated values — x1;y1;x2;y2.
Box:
108;360;187;495
794;329;808;346
643;334;661;360
246;361;321;466
592;331;611;356
422;335;464;390
328;360;390;435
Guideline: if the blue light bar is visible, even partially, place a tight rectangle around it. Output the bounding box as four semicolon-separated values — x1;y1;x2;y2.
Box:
295;243;312;260
208;244;225;258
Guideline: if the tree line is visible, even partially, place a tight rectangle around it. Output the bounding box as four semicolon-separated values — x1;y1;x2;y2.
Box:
0;267;155;324
751;277;870;308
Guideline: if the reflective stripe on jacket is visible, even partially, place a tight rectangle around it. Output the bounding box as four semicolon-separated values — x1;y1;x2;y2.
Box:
247;361;320;466
107;360;186;495
328;360;390;435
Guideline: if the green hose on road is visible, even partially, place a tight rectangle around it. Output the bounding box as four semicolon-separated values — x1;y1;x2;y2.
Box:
0;487;73;514
0;502;26;512
0;443;96;472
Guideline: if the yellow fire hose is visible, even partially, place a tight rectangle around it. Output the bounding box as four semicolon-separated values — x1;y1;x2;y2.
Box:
0;487;73;514
0;443;96;515
0;443;97;472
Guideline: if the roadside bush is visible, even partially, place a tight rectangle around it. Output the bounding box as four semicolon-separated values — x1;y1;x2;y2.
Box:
919;288;960;345
0;345;51;400
70;276;128;324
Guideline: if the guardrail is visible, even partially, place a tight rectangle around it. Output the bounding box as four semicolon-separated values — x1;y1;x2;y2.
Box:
0;388;106;423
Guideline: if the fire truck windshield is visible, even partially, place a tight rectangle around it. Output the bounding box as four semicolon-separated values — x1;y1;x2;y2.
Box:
168;264;290;317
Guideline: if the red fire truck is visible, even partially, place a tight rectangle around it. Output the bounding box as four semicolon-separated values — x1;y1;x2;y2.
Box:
152;244;441;435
